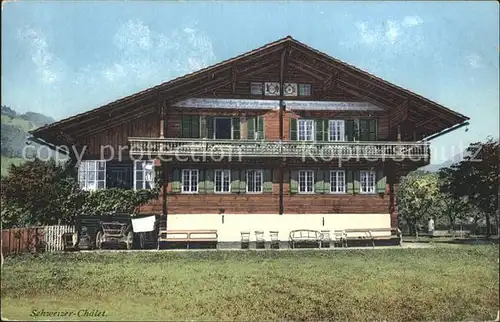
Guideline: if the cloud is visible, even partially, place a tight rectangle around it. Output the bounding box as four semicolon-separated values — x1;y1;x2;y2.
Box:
402;16;424;28
466;53;483;68
385;21;401;44
17;27;59;84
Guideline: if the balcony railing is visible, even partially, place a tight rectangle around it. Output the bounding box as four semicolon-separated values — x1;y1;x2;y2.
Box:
128;138;430;161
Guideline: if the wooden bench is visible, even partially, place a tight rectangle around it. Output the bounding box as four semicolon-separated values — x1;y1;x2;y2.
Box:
158;230;218;249
344;228;402;247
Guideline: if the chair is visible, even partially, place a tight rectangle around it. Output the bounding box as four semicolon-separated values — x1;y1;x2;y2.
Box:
255;230;265;249
240;231;250;249
269;231;279;249
320;230;331;248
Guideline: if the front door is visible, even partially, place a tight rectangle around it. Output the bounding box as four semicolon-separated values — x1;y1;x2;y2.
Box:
214;118;232;140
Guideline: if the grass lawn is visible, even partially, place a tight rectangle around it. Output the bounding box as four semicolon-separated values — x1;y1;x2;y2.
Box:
1;245;498;321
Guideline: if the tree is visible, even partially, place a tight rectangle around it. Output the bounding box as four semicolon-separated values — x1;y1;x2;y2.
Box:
438;167;472;231
398;171;440;238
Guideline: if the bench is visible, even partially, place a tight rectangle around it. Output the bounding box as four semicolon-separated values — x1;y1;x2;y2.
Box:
158;230;218;249
344;228;402;247
289;230;322;249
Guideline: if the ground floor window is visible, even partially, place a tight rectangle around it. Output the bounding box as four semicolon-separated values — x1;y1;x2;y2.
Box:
214;169;231;193
78;160;106;190
330;170;346;193
134;160;155;190
246;169;263;193
182;169;199;193
298;170;314;193
360;170;376;194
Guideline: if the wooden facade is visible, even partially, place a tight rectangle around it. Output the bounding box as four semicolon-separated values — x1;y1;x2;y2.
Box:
30;36;469;232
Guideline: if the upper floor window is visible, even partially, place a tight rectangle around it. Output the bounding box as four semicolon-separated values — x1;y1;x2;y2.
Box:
298;119;314;141
360;170;376;194
182;169;199;193
181;115;200;138
246;169;263;193
330;170;346;193
329;120;345;141
78;160;106;191
298;170;315;193
251;82;263;95
214;169;231;193
134;160;155;190
298;84;311;96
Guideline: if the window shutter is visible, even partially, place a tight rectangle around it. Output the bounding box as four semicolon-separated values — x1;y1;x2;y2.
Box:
290;118;297;141
172;169;181;193
206;116;214;139
239;170;247;192
205;169;214;193
257;116;265;140
323;120;329;141
376;170;386;194
231;169;240;193
369;119;378;141
247;117;255;140
191;116;200;138
181;115;191;138
345;120;354;142
198;170;206;194
200;116;207;138
232;118;241;140
263;169;273;193
290;170;298;194
323;170;331;193
315;119;324;142
353;170;360;194
346;170;354;194
315;170;325;194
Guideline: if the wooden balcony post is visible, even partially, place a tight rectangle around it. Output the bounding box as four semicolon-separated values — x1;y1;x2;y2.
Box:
397;125;401;142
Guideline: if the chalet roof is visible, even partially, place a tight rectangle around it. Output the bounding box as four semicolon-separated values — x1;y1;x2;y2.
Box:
30;36;469;146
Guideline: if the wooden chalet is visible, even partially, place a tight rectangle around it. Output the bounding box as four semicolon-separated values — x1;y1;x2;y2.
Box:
30;36;470;244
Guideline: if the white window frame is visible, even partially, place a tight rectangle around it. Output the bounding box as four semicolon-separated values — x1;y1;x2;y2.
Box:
181;169;199;194
214;169;231;193
134;160;155;190
298;84;311;96
250;82;263;95
298;119;314;141
329;120;345;142
329;170;346;194
360;170;376;194
78;160;106;191
298;170;315;194
246;169;263;194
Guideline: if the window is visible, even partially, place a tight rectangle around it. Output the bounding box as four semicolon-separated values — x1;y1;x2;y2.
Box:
251;82;263;95
330;170;346;193
298;84;311;96
182;169;199;193
360;170;376;194
359;119;377;141
78;160;106;190
134;160;155;190
181;115;200;138
214;169;231;193
329;120;345;141
298;170;314;193
246;169;263;193
298;119;314;141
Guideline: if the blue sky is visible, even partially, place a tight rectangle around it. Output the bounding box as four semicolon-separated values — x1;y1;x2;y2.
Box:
2;1;499;164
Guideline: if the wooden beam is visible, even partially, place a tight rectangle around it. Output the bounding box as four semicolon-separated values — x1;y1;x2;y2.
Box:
336;81;396;109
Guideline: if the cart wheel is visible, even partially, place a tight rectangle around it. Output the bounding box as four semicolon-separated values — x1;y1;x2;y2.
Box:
96;231;103;250
126;231;133;250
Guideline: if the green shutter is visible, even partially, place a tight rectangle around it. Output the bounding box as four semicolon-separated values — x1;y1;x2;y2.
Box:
290;170;298;194
181;116;191;138
231;169;240;193
247;117;255;140
257;116;265;140
346;170;354;194
200;116;207;138
323;120;329;141
206;116;214;139
323;170;331;193
345;120;354;141
315;119;324;142
239;170;247;192
353;170;360;194
290;118;297;141
198;169;206;194
172;169;181;193
369;119;378;141
232;118;241;140
358;119;368;141
191;116;200;138
315;170;325;194
205;169;214;193
263;169;273;193
376;170;386;194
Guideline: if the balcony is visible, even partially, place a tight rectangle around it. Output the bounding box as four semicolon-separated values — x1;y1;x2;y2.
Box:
128;138;430;161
